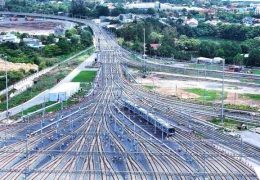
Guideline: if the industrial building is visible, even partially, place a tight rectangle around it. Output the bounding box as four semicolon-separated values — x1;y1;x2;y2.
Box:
48;82;80;102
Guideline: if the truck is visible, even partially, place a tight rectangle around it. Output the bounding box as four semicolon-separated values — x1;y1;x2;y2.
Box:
10;17;18;21
25;17;35;21
225;65;242;73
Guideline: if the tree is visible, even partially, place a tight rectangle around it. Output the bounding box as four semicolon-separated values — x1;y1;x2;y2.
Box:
46;34;55;44
43;45;62;57
57;38;71;54
146;8;156;15
233;53;243;65
65;28;77;38
80;30;92;47
176;18;184;25
187;12;193;19
247;49;260;67
177;35;200;51
199;41;218;58
220;41;242;63
96;6;110;17
70;0;87;16
70;35;80;47
148;32;164;43
216;49;225;57
111;7;126;16
181;8;187;15
132;36;142;52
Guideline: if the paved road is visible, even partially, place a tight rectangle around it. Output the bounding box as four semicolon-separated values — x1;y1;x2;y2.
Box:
0;53;96;122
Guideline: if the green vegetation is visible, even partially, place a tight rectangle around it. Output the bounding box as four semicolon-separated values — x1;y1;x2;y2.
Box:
0;26;93;91
224;104;258;111
129;54;141;62
0;73;66;111
183;88;227;101
211;118;238;125
252;69;260;75
143;85;155;90
188;64;223;71
0;48;95;111
211;118;238;130
116;17;260;65
76;50;95;61
239;94;260;101
22;102;55;115
14;76;93;118
72;71;97;82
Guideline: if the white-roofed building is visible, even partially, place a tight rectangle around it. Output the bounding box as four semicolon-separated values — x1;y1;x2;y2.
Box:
185;18;198;27
0;34;20;43
213;57;224;63
23;38;45;49
197;57;213;64
49;82;80;102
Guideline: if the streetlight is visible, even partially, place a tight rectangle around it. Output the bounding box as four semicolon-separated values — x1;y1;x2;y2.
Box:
143;28;146;58
0;54;8;146
0;55;8;117
221;59;225;124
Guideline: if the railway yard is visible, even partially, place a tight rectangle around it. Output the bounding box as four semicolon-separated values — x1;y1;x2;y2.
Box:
0;13;259;179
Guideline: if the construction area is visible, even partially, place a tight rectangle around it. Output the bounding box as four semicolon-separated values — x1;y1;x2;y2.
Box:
0;18;75;35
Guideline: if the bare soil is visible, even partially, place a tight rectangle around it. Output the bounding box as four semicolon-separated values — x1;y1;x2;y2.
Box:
0;21;64;35
136;72;260;108
0;59;38;72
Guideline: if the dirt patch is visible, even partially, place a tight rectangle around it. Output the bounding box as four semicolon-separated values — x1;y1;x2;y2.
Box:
135;71;260;108
0;59;38;72
0;21;65;35
223;92;260;107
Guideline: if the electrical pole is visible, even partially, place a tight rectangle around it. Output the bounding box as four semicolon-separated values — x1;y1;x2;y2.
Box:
0;55;8;146
143;28;146;78
221;59;225;124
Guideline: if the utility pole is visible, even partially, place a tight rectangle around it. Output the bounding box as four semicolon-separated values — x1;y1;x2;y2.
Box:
0;55;8;146
143;28;146;78
221;59;225;124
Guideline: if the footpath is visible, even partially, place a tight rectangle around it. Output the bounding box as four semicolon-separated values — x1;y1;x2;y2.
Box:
0;53;96;121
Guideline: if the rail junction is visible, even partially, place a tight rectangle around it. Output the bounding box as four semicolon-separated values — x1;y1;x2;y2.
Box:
0;12;259;179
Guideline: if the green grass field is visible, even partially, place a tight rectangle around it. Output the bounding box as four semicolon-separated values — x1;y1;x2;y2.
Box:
239;93;260;101
211;118;239;130
183;88;227;101
252;69;260;75
72;71;97;82
143;85;155;90
188;64;223;71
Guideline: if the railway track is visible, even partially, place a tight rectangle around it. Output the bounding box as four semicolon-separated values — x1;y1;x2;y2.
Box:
0;13;258;179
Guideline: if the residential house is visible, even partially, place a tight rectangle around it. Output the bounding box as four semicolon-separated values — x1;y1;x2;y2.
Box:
99;16;117;22
150;44;160;50
23;38;45;48
54;25;65;36
255;6;260;14
242;17;253;25
117;13;135;23
185;18;198;27
0;34;20;43
204;20;222;26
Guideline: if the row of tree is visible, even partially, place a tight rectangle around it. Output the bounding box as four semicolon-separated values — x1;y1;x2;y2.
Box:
116;18;260;66
170;21;260;41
